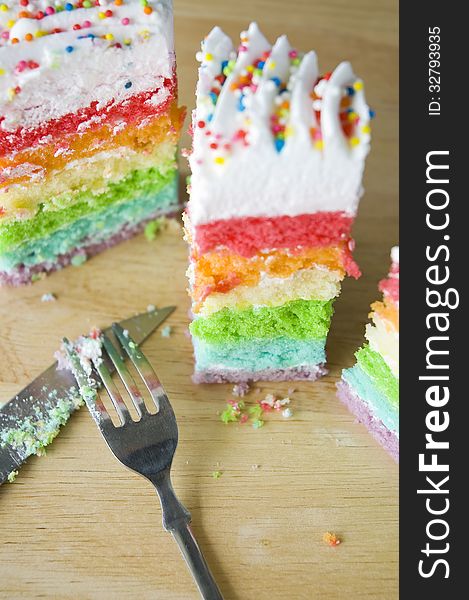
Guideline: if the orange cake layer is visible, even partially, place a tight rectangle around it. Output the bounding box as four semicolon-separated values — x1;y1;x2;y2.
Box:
190;245;347;305
1;101;185;190
370;298;399;331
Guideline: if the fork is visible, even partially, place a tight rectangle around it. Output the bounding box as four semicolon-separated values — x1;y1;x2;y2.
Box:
64;324;224;600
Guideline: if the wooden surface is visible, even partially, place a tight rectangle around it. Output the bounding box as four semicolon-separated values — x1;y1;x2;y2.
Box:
0;1;398;598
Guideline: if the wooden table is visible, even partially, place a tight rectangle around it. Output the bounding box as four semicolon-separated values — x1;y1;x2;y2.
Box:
0;1;398;598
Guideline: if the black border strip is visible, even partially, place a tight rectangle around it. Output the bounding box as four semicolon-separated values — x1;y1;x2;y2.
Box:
400;1;466;593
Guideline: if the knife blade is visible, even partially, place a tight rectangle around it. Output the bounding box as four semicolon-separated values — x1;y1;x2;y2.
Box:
0;306;175;485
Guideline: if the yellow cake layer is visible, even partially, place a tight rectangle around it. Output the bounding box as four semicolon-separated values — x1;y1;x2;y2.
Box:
1;140;177;221
190;245;347;307
195;266;342;316
365;312;399;378
1;102;184;192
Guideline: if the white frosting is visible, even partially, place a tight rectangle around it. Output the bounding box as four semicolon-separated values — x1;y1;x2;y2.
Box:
0;1;174;131
391;245;399;265
188;23;372;225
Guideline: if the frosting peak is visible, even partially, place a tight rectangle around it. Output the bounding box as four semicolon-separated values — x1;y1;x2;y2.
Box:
188;23;373;225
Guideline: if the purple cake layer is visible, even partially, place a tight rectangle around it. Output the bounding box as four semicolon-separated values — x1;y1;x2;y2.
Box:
193;364;328;384
336;379;399;462
0;209;179;286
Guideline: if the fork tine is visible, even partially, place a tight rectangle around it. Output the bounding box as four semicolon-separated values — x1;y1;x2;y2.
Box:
101;334;147;418
63;338;113;428
94;358;132;426
112;323;173;415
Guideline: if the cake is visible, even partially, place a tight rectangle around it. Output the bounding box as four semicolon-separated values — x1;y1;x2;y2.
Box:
337;247;399;461
185;23;372;383
0;0;184;285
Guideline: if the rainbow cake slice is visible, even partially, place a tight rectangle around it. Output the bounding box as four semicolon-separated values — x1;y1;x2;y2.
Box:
185;23;373;383
337;247;399;461
0;0;184;285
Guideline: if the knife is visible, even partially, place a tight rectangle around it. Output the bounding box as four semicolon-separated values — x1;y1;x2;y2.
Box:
0;306;175;485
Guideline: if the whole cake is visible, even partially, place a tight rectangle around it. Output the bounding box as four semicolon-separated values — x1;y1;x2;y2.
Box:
337;247;399;461
0;0;184;285
185;23;372;383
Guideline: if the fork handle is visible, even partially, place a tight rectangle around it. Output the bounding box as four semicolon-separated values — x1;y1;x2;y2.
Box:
150;473;224;600
171;523;224;600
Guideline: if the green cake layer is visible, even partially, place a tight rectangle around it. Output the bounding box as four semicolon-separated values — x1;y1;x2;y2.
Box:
354;344;399;405
0;174;178;272
0;161;177;255
190;299;334;343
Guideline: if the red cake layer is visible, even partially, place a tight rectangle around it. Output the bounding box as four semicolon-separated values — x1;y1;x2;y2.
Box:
191;211;361;278
0;77;177;158
379;262;400;302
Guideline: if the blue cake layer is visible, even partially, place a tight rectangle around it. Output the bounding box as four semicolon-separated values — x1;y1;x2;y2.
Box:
193;336;327;373
342;364;399;436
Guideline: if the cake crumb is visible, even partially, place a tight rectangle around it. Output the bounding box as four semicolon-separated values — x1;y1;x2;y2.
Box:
147;304;156;313
323;532;341;546
144;217;168;241
282;408;293;418
232;382;250;397
220;400;245;424
41;293;56;303
7;470;18;483
122;329;130;338
161;325;172;338
71;254;87;267
251;464;260;470
212;470;223;479
260;393;290;411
